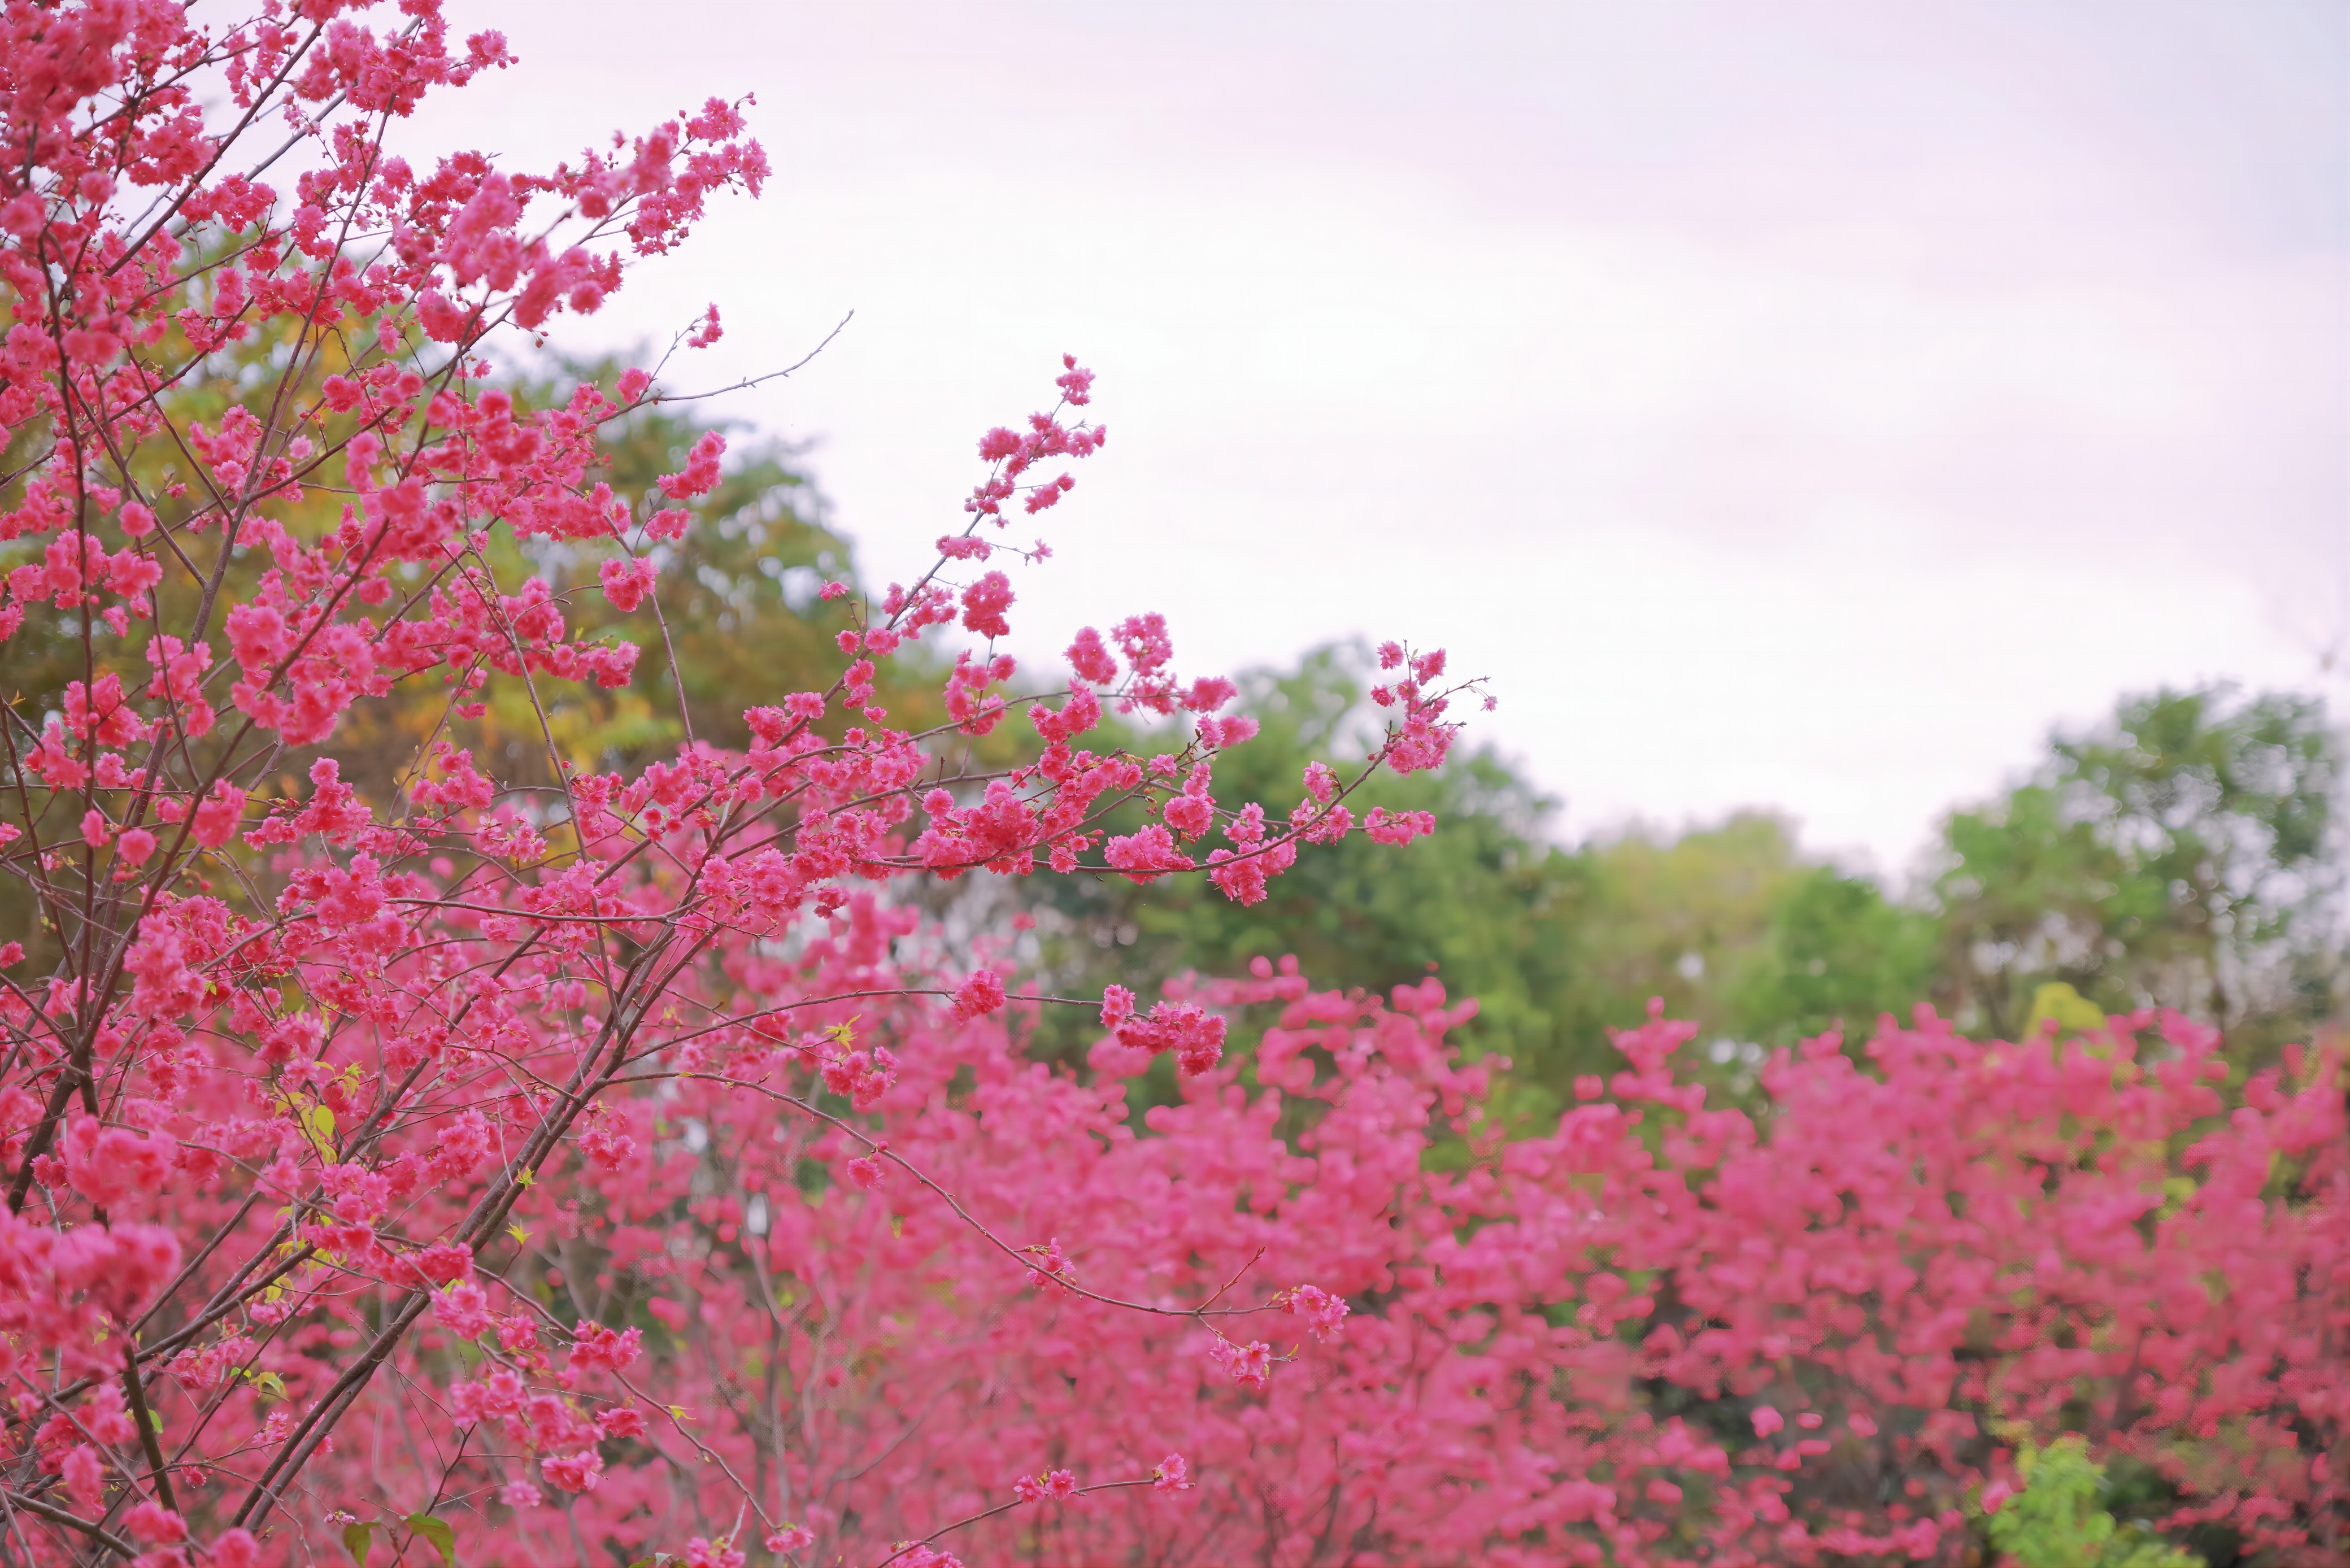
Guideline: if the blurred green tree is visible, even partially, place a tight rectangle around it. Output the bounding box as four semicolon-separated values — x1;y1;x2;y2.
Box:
1930;685;2342;1056
1986;1438;2201;1568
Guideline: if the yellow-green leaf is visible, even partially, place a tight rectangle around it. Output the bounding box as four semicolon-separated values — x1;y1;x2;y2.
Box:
299;1101;337;1158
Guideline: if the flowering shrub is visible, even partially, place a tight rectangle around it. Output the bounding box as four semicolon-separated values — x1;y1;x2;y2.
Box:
539;969;2337;1567
0;5;1474;1565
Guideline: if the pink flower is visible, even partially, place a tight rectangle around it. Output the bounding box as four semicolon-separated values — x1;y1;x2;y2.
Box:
568;1321;643;1371
951;969;1007;1022
598;556;658;612
190;782;246;847
541;1449;604;1493
121;1502;187;1545
1065;626;1119;683
658;431;726;500
1012;1467;1080;1505
959;571;1015;639
1025;1238;1072;1295
596;1407;648;1439
61;1445;103;1510
433;1281;493;1338
1208;1336;1273;1392
1153;1453;1191;1492
1163;793;1213;839
1103;825;1194;883
1115;1002;1227;1075
63;1114;169;1209
1283;1284;1350;1341
1364;806;1435;846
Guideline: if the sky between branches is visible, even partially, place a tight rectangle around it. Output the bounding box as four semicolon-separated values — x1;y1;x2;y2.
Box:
406;0;2348;877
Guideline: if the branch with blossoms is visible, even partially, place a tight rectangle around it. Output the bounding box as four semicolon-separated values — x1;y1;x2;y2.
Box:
861;1458;1193;1568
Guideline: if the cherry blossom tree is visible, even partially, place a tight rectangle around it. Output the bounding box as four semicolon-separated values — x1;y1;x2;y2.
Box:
0;5;1466;1565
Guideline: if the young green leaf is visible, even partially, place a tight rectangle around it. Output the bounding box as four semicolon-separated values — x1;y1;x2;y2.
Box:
404;1513;456;1568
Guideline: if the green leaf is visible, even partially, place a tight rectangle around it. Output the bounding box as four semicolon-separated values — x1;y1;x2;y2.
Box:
403;1513;455;1568
343;1522;376;1568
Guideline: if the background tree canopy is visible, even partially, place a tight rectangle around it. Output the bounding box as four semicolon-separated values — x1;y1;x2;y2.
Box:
996;638;2340;1113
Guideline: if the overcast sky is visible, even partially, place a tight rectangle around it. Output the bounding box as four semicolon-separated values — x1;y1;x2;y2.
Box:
412;1;2348;879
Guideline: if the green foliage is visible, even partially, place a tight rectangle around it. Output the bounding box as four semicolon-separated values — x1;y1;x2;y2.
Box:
1986;1438;2200;1568
1933;686;2343;1054
403;1513;457;1568
1729;858;1944;1046
1569;814;1943;1059
2026;981;2109;1036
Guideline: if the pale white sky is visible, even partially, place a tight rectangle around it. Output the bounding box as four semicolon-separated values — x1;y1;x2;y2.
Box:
414;1;2347;879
